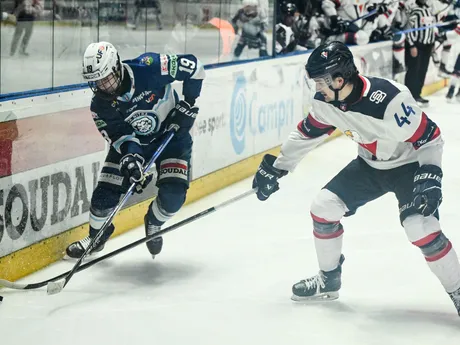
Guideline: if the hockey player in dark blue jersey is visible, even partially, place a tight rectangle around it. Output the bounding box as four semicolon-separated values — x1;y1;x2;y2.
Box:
66;41;205;259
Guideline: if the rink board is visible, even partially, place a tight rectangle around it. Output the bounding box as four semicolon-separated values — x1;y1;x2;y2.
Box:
0;41;447;282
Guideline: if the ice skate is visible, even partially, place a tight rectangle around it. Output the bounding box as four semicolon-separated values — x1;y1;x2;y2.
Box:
145;215;163;259
448;287;460;316
438;63;451;78
291;255;345;302
415;97;429;108
65;224;114;259
65;235;106;259
455;89;460;103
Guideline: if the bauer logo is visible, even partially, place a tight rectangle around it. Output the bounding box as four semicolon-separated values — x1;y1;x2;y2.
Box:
229;73;295;155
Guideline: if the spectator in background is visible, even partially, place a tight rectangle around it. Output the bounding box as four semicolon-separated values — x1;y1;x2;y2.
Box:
232;0;269;59
404;0;436;107
129;0;163;30
275;2;298;54
10;0;42;57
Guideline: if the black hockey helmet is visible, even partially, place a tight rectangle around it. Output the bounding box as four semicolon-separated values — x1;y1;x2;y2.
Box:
280;2;297;16
305;41;358;87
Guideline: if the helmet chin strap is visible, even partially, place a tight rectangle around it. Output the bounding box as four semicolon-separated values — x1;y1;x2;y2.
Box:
329;81;348;101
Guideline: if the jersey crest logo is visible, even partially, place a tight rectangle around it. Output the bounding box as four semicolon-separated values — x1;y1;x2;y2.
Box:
369;90;387;104
126;110;159;135
344;129;363;143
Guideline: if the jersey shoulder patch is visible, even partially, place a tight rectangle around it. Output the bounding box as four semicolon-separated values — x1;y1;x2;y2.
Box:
349;77;401;120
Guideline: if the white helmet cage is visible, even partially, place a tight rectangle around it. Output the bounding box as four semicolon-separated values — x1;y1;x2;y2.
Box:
82;42;124;98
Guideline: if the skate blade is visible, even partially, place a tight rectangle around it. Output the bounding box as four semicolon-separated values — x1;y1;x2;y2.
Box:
291;291;339;302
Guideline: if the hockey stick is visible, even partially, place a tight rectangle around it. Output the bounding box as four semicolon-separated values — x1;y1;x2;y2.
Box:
45;130;176;296
398;19;460;34
0;189;256;291
351;9;377;24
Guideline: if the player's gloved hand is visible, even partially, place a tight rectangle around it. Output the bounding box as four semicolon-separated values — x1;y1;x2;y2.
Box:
366;2;388;20
167;100;198;136
252;154;288;201
330;16;348;35
413;164;443;216
119;153;153;193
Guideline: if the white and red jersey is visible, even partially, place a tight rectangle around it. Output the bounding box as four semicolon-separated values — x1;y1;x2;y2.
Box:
274;75;443;172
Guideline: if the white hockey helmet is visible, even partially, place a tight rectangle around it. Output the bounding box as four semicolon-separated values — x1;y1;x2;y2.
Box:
82;41;124;99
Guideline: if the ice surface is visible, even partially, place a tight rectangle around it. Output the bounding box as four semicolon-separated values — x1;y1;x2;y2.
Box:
1;91;460;345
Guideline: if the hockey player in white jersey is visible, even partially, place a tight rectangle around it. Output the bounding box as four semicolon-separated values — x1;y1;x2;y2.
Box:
252;41;460;315
321;0;386;45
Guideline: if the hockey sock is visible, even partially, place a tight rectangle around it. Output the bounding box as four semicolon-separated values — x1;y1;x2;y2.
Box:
426;245;460;293
312;214;344;272
414;232;460;293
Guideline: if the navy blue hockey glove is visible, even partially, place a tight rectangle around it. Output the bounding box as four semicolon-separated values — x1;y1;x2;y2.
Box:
168;100;198;136
252;154;288;201
119;153;153;193
413;165;443;216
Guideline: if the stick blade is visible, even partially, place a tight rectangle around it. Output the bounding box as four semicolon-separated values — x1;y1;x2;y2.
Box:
47;280;65;295
0;278;27;290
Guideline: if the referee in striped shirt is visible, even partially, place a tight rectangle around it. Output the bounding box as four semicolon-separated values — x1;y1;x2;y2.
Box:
405;0;436;106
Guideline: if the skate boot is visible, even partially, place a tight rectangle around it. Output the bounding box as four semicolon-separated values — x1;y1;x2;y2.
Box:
438;63;451;78
446;86;455;102
292;255;345;301
415;97;429;108
455;89;460;103
392;59;405;76
144;215;163;259
448;287;460;316
65;224;114;259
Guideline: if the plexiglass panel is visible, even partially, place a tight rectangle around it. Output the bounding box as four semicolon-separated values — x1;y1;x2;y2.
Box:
1;0;53;94
0;0;276;95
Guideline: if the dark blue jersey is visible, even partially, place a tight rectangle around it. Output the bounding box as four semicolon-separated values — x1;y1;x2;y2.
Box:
90;53;205;157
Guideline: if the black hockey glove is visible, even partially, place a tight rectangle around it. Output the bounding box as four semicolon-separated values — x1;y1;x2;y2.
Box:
167;100;198;137
413;165;443;216
330;16;348;35
119;153;153;193
366;3;388;22
252;154;288;201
